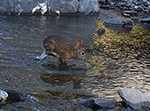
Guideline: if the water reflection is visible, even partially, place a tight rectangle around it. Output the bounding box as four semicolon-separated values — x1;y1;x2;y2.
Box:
41;73;84;89
39;58;94;89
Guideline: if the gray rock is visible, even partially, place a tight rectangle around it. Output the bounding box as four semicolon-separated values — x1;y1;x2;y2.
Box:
104;17;133;31
0;90;8;104
50;0;79;13
0;0;99;14
105;17;133;25
97;28;106;36
93;98;116;109
118;88;150;110
4;89;27;102
123;10;137;15
74;98;98;109
141;17;150;24
74;97;116;109
79;0;99;14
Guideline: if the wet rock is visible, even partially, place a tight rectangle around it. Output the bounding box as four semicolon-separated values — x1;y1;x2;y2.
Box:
141;17;150;24
105;17;133;25
4;89;27;103
122;24;133;29
93;98;116;109
97;28;106;36
118;88;150;110
74;97;116;110
123;10;137;15
0;89;27;103
100;4;110;9
0;90;8;104
121;13;131;18
104;17;133;31
75;98;99;109
98;0;150;16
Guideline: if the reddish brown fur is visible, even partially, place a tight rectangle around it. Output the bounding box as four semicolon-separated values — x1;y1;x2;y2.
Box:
43;35;88;64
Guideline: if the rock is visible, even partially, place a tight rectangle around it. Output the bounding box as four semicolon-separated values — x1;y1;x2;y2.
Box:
118;88;150;110
0;0;99;15
123;10;137;15
105;17;133;25
93;98;116;109
100;4;110;9
141;17;150;24
104;17;133;31
4;89;27;103
74;97;116;110
50;0;79;14
121;13;131;18
78;0;99;14
122;24;133;29
131;17;140;24
74;98;100;109
97;28;106;36
0;90;8;104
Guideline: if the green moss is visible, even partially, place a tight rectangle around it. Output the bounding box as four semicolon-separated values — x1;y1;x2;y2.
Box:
31;90;93;102
90;21;150;57
45;90;92;100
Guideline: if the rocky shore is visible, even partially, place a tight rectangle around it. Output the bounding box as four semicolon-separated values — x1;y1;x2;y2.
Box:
1;88;150;110
98;0;150;17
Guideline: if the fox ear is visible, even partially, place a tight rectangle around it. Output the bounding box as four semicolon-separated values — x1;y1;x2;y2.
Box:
75;39;83;49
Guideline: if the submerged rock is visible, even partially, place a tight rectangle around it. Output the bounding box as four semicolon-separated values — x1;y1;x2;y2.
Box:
118;88;150;110
74;97;116;110
4;89;27;103
0;89;27;104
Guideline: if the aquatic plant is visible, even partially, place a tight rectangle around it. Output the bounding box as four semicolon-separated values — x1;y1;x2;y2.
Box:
91;21;150;57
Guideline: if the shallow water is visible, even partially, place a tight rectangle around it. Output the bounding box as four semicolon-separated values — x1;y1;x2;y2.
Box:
1;10;150;110
0;14;98;110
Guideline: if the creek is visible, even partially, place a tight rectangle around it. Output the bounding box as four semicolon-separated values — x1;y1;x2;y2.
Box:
0;10;150;110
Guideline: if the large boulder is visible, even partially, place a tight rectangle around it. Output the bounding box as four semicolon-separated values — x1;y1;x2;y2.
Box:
50;0;79;13
0;0;37;14
79;0;100;14
118;88;150;110
0;0;99;15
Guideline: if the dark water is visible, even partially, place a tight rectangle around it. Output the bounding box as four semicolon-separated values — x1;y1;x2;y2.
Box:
0;15;97;110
